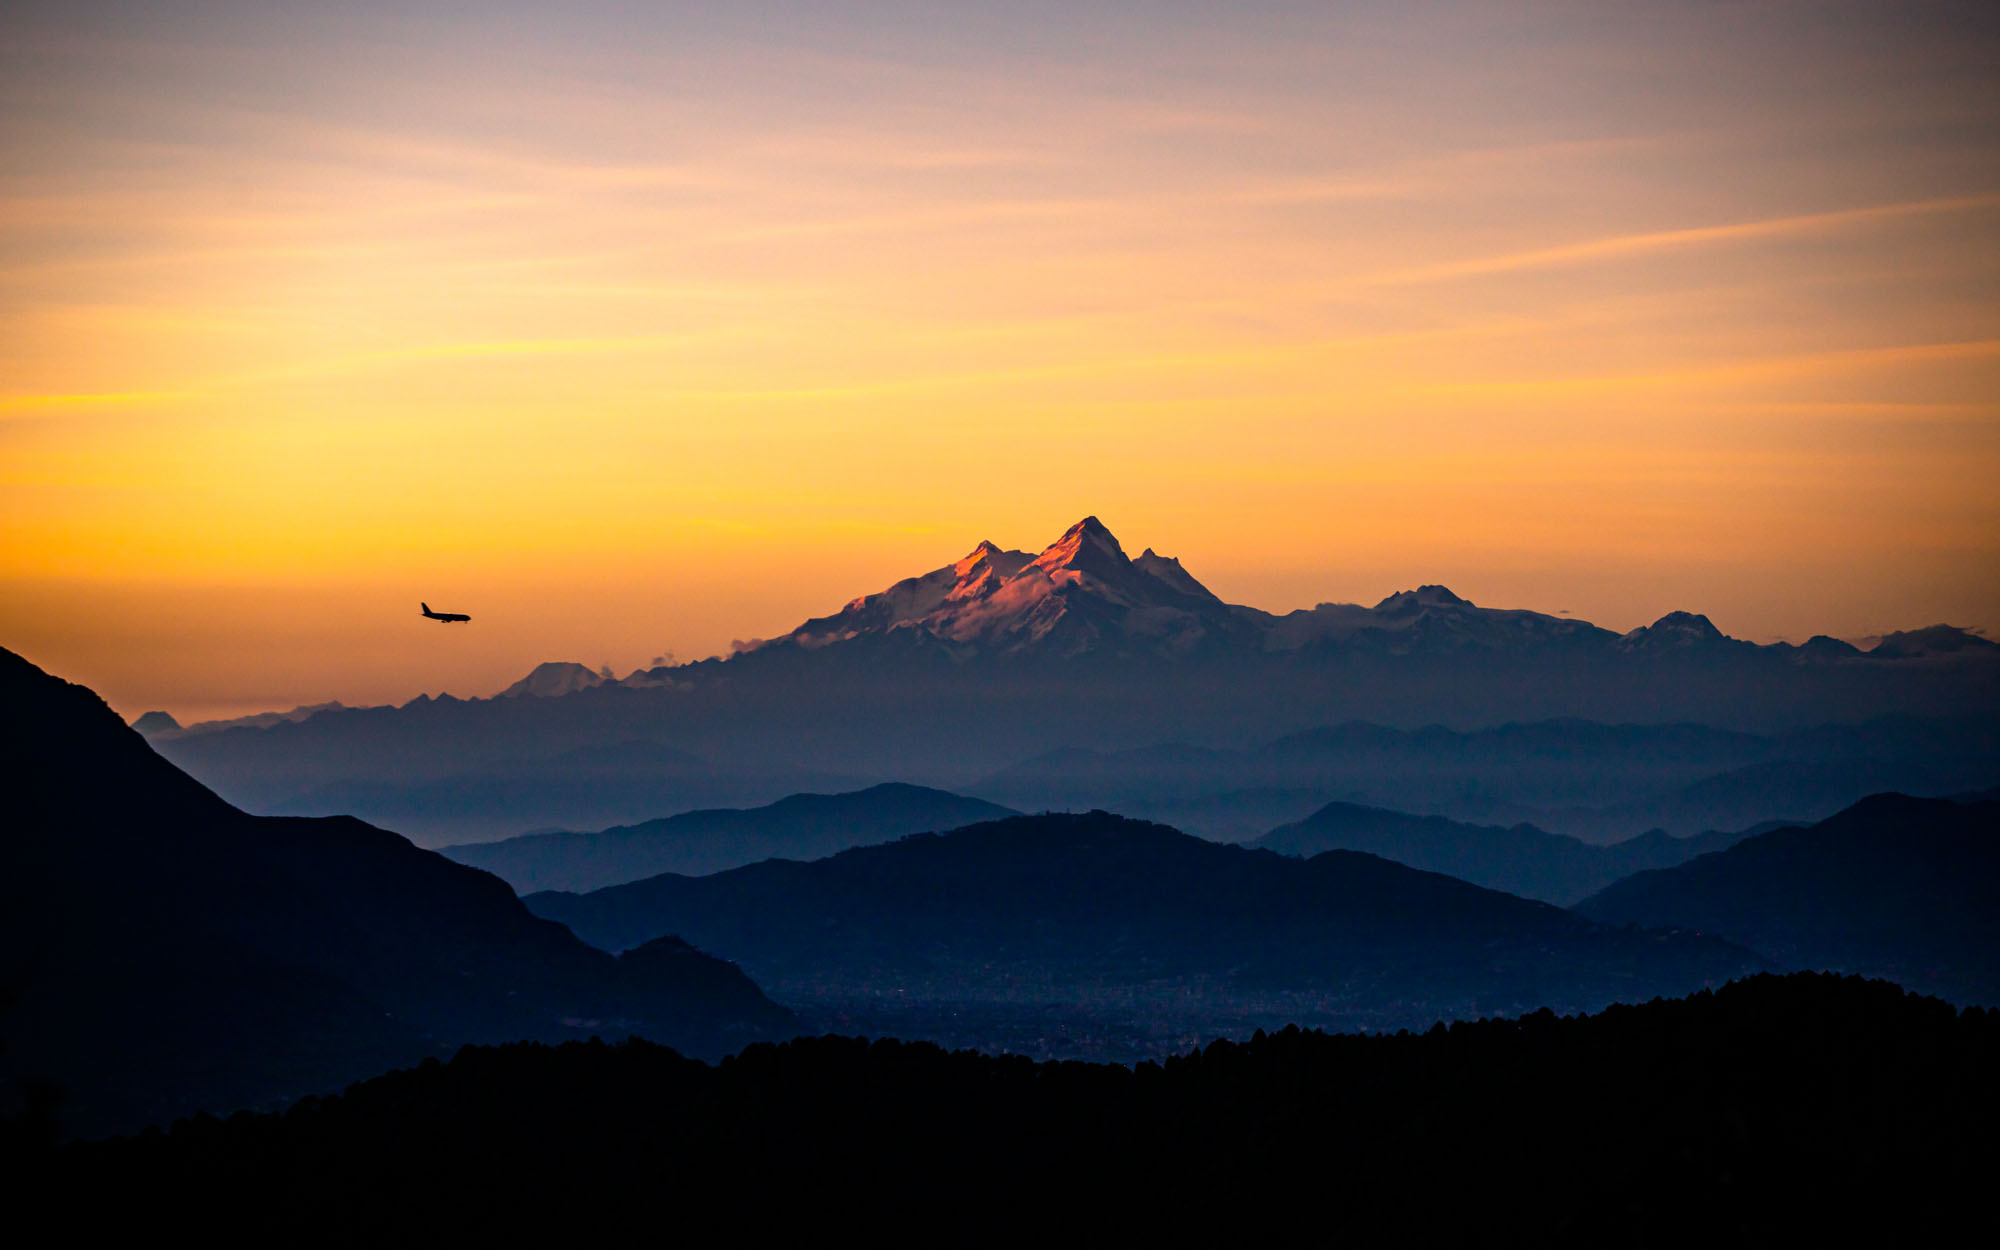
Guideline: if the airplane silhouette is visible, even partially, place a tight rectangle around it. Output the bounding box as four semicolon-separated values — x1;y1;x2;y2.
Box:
421;602;471;624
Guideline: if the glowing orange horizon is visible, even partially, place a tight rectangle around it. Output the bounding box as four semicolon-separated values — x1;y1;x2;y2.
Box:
2;2;1995;722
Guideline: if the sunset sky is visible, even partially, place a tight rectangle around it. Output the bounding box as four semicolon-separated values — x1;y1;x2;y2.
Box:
3;0;1996;722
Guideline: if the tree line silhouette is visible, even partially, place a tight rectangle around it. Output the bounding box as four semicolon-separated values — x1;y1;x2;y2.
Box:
15;972;1995;1241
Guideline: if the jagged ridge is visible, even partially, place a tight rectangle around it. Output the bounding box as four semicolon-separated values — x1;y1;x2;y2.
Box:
733;516;1939;664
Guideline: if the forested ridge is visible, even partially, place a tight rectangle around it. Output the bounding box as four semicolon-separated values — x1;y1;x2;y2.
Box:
19;973;1995;1241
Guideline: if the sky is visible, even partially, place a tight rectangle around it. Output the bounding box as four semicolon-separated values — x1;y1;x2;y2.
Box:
3;0;1997;722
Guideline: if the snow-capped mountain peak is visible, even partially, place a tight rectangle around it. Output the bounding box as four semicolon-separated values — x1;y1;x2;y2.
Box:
758;517;1238;656
954;540;1005;580
947;540;1034;604
734;518;1950;669
1024;515;1133;586
498;661;608;699
522;519;1989;690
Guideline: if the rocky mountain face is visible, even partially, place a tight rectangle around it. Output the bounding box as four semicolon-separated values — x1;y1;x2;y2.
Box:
774;517;1253;659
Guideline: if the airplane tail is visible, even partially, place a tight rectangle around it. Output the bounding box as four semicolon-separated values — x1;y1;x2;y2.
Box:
421;602;431;615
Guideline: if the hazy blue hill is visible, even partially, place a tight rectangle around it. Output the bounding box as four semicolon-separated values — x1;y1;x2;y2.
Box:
43;974;1995;1240
527;811;1762;1049
1601;822;1785;868
147;682;883;844
1774;711;2000;762
441;783;1018;893
974;714;1997;842
970;719;1785;841
0;647;794;1138
1575;794;2000;1003
1599;756;1956;833
1251;802;1757;904
1107;785;1342;844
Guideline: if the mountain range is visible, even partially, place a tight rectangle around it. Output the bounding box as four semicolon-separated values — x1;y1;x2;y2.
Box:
441;783;1017;893
10;629;1995;1143
145;517;1999;844
748;516;1991;666
769;519;1263;659
525;810;1764;1055
134;700;348;738
0;646;792;1138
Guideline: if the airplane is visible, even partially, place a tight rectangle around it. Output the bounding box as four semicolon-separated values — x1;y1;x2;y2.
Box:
421;602;471;624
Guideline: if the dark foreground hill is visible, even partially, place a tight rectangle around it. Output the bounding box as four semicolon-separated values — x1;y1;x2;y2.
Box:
528;812;1762;1052
1253;801;1761;904
1576;794;2000;1003
441;783;1017;893
26;975;1995;1242
0;648;793;1139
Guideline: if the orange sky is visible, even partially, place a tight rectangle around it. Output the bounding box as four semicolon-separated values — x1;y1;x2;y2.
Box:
3;1;1997;722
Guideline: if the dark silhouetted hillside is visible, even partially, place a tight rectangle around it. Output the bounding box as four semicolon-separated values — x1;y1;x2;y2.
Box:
528;811;1762;1050
441;783;1017;893
0;647;793;1138
30;975;1995;1241
1252;801;1759;904
1576;794;2000;1003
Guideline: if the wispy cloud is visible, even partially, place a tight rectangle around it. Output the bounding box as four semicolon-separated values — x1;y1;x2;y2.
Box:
1372;194;2000;285
0;334;715;417
0;390;192;417
1407;338;2000;399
